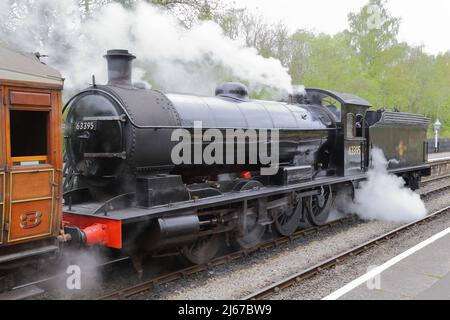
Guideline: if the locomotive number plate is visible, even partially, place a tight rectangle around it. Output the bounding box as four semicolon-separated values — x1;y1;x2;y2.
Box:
348;145;361;156
74;121;97;131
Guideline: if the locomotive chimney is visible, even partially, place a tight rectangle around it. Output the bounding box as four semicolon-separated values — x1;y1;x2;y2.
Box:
104;49;136;87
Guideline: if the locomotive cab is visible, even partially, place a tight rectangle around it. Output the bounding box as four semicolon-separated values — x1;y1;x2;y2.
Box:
306;89;371;176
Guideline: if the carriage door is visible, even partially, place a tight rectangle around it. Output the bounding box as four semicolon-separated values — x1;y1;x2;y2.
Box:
0;88;5;245
5;90;56;243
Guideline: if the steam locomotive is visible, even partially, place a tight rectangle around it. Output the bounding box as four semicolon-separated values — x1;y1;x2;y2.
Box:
62;50;431;272
0;47;431;288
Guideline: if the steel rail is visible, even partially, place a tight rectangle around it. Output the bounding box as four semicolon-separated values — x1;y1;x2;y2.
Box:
422;174;450;183
241;205;450;300
421;184;450;198
8;256;130;293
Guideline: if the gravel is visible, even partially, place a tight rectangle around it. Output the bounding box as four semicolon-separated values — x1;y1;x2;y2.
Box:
420;177;450;194
271;187;450;300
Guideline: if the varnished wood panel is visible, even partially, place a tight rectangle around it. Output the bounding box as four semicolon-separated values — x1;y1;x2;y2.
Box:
11;170;52;202
0;173;4;245
0;86;4;244
0;173;4;202
8;199;52;242
10;91;51;106
0;88;3;168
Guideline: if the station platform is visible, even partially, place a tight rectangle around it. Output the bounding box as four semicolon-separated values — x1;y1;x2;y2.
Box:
428;152;450;162
324;227;450;300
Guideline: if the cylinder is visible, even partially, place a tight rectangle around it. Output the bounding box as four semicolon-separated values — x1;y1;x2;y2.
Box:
140;215;201;251
157;215;200;247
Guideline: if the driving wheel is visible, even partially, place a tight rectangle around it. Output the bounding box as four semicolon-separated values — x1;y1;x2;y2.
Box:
305;185;333;226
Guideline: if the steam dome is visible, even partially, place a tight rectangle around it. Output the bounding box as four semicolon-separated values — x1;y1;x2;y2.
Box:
215;82;249;101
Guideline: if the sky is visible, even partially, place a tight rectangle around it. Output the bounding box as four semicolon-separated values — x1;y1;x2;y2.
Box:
224;0;450;55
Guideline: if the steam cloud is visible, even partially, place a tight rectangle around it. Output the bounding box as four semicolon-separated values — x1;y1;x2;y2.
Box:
0;0;292;96
349;148;427;223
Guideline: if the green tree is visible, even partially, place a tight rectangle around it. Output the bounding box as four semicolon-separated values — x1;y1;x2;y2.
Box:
347;0;400;73
111;0;225;26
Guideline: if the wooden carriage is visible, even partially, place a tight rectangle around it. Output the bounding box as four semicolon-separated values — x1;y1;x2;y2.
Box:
0;46;64;270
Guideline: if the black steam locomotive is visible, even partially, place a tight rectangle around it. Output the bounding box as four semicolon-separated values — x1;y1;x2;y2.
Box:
62;50;431;271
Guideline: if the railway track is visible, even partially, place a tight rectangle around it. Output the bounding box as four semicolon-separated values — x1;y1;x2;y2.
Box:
0;256;131;300
2;173;448;300
241;205;450;300
98;215;357;300
421;184;450;197
97;181;450;300
422;173;450;184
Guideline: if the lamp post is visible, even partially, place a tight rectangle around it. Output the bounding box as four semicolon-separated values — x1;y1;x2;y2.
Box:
434;119;441;153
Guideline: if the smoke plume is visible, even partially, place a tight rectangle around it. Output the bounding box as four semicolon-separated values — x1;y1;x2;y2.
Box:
350;148;427;223
0;0;292;96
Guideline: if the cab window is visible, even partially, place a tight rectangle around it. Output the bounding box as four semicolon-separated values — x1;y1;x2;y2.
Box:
320;96;342;122
355;114;364;138
346;113;355;138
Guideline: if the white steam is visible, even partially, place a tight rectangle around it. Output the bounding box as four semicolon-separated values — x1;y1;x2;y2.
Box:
350;148;427;223
0;0;292;95
0;2;8;16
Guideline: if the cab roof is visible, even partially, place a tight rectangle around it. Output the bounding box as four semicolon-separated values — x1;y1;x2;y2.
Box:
0;45;64;87
306;88;372;108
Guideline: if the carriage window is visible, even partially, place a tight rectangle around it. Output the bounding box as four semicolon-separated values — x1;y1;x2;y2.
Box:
10;110;48;165
346;113;355;138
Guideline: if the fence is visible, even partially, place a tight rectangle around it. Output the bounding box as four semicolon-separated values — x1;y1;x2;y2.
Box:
428;138;450;153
